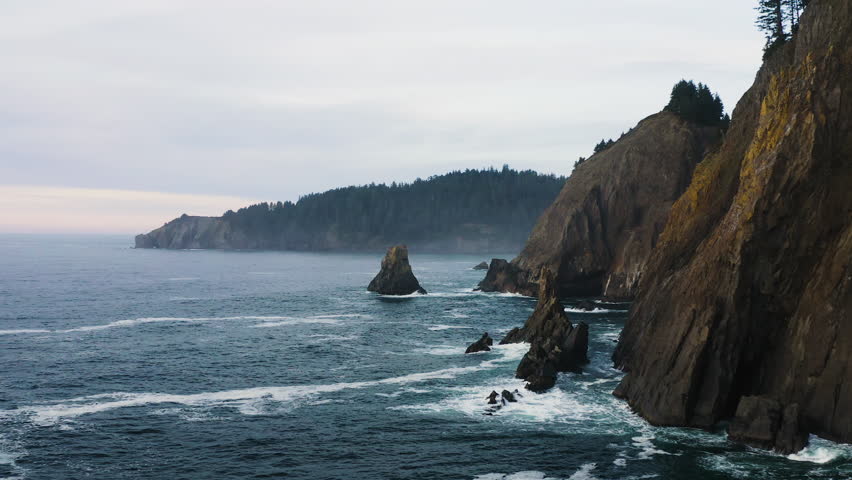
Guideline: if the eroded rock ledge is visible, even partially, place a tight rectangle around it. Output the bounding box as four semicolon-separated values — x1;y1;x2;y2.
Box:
501;268;589;392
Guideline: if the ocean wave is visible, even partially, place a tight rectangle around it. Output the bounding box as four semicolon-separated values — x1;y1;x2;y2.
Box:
393;374;612;424
1;315;357;335
249;318;343;328
787;436;849;463
0;329;51;335
413;345;466;356
564;307;618;314
166;277;199;281
3;345;526;426
427;324;473;331
473;464;599;480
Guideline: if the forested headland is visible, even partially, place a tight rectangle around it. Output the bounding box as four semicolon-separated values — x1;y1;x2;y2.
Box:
136;167;567;253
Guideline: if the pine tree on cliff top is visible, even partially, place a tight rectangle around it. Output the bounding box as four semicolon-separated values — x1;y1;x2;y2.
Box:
756;0;786;44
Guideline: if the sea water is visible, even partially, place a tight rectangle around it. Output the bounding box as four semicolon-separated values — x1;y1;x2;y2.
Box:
0;235;849;479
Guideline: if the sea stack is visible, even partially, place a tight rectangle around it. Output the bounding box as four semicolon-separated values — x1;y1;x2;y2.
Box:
501;267;589;391
367;245;427;295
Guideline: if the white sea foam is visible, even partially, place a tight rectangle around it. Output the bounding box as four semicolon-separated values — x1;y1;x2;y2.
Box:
567;464;599;480
474;471;562;480
4;348;523;426
564;307;617;314
394;374;611;424
427;324;473;331
473;464;598;480
306;334;360;342
249;318;343;328
787;436;847;463
375;388;432;398
0;329;50;335
1;315;351;335
414;345;466;356
632;434;672;460
700;454;752;478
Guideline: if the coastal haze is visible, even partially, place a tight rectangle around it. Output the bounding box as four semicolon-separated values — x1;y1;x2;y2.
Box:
1;0;762;234
3;1;851;479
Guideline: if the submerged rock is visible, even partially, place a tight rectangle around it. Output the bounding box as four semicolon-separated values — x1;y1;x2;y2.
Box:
574;300;597;311
367;245;427;295
465;332;493;354
486;391;500;405
501;267;589;391
473;261;489;270
727;396;808;454
501;390;519;403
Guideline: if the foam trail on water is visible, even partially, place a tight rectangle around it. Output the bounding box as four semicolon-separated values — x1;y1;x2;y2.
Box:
0;329;51;335
4;344;524;425
787;436;849;463
564;307;617;314
427;324;473;331
1;315;353;335
473;464;599;480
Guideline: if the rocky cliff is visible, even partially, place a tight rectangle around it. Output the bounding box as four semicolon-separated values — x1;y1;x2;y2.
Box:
478;112;721;298
613;0;852;448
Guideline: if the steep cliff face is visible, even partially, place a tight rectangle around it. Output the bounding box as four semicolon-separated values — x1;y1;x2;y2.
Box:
613;0;852;446
135;216;244;249
478;112;720;298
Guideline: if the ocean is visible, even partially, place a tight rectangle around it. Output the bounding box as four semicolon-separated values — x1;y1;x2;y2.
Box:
0;235;849;479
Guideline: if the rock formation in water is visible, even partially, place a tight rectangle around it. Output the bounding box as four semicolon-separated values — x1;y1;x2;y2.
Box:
477;112;722;298
501;268;589;391
367;245;427;295
727;396;808;455
465;333;494;353
473;261;489;270
612;0;852;451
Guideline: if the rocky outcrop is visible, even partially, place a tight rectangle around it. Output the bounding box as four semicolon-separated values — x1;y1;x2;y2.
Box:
574;300;597;311
727;396;808;454
465;333;494;354
135;215;243;250
367;245;427;295
612;0;852;449
473;261;489;270
478;112;721;298
501;268;589;391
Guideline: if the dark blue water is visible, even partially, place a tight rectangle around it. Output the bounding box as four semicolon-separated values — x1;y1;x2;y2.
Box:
1;235;849;479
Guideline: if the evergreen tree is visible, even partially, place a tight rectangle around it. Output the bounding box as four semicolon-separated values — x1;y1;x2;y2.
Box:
664;80;728;129
217;168;566;251
756;0;786;45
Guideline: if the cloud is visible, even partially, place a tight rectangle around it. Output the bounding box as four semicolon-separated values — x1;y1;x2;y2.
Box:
0;0;766;232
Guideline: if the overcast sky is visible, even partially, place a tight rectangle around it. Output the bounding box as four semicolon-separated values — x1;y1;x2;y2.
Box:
0;0;764;234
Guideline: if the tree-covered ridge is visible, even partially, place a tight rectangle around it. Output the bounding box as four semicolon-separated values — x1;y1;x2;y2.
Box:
664;80;730;129
217;166;566;251
574;80;728;171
